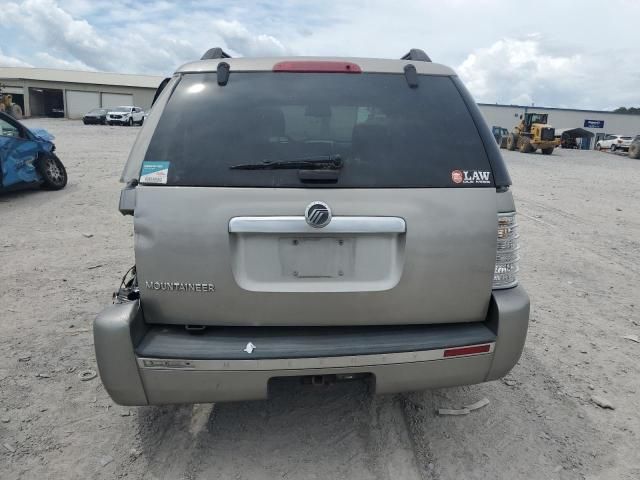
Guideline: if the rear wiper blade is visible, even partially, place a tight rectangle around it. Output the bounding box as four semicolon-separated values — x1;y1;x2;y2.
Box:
230;155;343;170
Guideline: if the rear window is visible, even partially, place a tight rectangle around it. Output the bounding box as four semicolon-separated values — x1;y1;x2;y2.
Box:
142;72;493;188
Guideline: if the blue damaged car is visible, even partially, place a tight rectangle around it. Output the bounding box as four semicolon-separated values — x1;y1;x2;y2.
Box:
0;112;67;192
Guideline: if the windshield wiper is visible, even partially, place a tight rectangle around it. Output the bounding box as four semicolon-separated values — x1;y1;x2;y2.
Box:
230;155;343;170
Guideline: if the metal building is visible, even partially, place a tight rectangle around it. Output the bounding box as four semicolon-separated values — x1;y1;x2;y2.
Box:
0;67;162;119
3;66;640;146
478;103;640;149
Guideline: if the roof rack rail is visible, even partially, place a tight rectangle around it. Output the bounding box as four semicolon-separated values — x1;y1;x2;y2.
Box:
201;47;231;60
401;49;431;62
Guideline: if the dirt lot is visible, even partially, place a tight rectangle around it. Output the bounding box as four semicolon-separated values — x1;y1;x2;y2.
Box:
1;119;639;480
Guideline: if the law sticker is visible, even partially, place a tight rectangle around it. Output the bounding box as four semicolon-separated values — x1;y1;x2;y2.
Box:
140;161;170;184
451;169;491;185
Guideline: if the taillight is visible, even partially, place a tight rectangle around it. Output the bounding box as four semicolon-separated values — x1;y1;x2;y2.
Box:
443;344;492;357
273;61;362;73
493;212;519;289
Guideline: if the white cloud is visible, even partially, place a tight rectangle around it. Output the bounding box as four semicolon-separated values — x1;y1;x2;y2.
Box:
34;52;94;71
2;0;639;110
2;0;294;75
213;20;290;57
456;36;639;110
457;37;582;106
5;0;112;70
0;48;33;67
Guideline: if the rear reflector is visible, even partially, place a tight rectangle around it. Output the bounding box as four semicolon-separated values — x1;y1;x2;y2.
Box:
273;61;362;73
443;344;491;358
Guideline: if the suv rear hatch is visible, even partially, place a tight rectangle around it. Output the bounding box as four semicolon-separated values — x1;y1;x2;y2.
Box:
131;66;499;326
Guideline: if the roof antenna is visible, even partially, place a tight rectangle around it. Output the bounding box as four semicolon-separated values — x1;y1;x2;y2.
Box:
401;49;431;62
201;47;231;60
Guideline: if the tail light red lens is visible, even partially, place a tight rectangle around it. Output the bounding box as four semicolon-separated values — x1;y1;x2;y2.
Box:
443;344;491;357
273;61;362;73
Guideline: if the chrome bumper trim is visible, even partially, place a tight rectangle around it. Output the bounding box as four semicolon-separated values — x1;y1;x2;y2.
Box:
229;216;406;234
137;343;494;371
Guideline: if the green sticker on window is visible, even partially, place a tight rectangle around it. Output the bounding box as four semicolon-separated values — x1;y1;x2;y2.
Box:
140;161;169;184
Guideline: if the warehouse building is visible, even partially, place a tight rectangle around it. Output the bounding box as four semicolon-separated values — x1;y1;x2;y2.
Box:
0;67;162;119
478;104;640;149
2;66;640;148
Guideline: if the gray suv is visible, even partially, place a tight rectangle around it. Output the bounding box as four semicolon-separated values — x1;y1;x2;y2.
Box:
94;48;530;405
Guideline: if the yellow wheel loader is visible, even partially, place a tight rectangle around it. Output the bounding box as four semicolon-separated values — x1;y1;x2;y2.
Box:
506;113;559;155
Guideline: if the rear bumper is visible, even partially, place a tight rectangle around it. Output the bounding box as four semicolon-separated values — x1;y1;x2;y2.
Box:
83;117;104;124
107;117;129;125
94;286;529;405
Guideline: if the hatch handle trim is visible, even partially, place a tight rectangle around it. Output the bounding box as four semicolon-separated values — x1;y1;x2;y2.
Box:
229;216;406;234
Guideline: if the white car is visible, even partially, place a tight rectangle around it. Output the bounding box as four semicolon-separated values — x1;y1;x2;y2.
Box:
595;134;633;152
106;106;145;126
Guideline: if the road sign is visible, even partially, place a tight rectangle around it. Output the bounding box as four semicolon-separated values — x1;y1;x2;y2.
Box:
584;119;604;128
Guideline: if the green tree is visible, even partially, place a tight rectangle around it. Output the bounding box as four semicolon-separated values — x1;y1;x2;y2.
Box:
614;107;640;114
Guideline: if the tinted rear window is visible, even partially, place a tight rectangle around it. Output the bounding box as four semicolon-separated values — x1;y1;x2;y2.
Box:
143;72;493;188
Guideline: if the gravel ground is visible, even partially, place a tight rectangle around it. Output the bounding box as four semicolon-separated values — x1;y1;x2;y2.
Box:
1;119;639;479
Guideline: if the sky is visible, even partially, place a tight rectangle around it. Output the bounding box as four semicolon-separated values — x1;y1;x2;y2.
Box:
1;0;639;111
